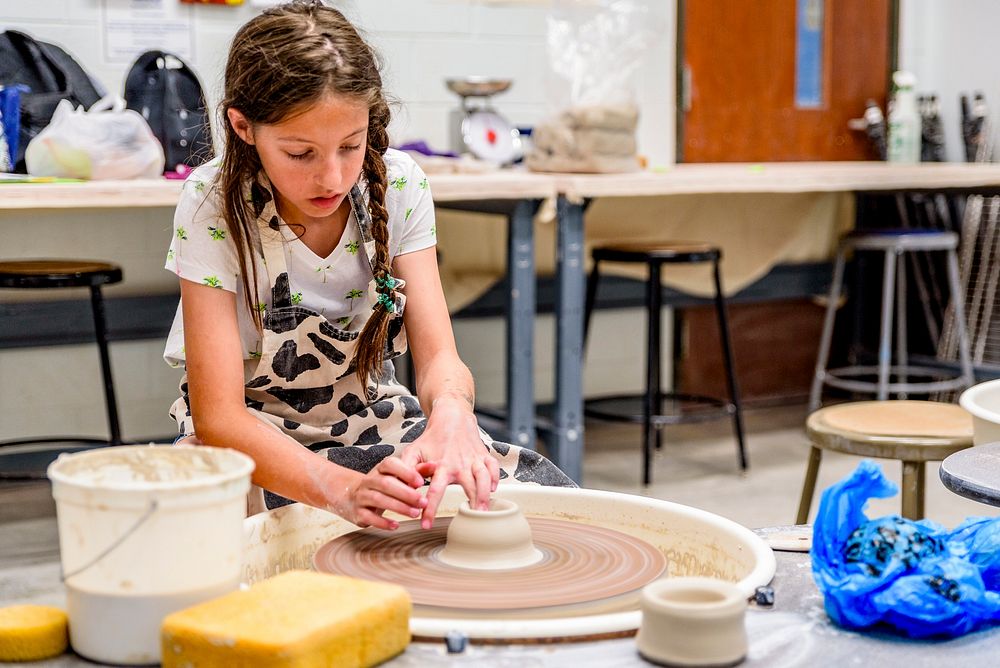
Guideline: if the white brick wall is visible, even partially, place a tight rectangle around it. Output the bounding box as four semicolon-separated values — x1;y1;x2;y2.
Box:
0;0;675;163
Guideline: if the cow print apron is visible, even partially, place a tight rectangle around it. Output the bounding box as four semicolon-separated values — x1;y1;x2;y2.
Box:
171;182;574;512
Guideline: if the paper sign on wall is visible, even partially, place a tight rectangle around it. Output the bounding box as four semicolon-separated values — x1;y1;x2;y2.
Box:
100;0;194;64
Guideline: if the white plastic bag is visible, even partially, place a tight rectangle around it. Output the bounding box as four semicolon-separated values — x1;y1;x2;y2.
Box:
527;0;657;173
25;95;165;180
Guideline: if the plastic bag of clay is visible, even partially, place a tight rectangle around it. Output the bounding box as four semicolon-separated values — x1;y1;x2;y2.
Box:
811;460;1000;638
526;0;656;173
25;95;164;180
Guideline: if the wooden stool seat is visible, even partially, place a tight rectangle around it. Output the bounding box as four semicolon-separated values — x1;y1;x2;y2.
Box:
592;242;719;264
0;260;122;289
797;401;973;522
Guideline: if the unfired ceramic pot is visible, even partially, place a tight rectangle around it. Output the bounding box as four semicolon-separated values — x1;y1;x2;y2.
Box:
437;498;544;570
636;577;748;667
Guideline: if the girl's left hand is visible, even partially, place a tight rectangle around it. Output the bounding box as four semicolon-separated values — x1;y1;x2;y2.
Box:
400;395;499;529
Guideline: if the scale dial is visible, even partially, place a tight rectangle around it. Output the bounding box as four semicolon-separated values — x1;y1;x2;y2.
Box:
461;110;521;164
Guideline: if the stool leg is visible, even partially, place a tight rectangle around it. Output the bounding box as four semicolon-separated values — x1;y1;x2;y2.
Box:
916;460;926;518
642;261;662;486
796;446;823;524
713;258;747;470
584;259;601;356
896;256;908;397
901;460;924;520
946;248;975;389
810;245;847;412
90;284;122;446
877;249;898;401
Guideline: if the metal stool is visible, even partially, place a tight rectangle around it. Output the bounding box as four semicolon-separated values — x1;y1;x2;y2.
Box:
0;260;124;479
809;229;974;412
584;242;747;486
796;400;973;522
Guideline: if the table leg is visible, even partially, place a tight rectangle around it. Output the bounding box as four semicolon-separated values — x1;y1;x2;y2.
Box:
507;200;539;450
554;197;585;483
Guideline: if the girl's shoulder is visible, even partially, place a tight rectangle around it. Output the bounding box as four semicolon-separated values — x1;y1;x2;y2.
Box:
181;158;223;195
384;148;429;193
177;158;224;213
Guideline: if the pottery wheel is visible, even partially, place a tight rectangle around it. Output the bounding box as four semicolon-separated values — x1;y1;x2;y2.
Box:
313;517;666;610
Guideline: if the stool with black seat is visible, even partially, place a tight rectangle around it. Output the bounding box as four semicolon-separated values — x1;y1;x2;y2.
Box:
0;260;124;479
809;229;974;412
584;242;747;486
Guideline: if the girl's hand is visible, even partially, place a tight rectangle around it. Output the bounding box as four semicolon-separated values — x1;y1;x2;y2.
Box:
322;456;427;530
401;394;500;529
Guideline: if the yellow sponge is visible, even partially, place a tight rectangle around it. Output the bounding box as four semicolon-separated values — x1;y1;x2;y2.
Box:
161;570;411;668
0;605;69;662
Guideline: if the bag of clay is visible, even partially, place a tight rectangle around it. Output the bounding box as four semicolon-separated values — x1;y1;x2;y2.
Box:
25;95;164;180
811;460;1000;638
526;0;657;173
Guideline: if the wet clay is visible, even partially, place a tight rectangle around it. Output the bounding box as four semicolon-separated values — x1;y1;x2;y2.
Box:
438;499;544;570
314;516;666;610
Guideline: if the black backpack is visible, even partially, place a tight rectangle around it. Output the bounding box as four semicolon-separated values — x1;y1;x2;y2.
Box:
0;30;103;172
124;50;213;173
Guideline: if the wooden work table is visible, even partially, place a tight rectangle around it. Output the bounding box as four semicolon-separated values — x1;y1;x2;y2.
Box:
6;162;1000;207
556;161;1000;199
0;171;556;208
5;163;1000;483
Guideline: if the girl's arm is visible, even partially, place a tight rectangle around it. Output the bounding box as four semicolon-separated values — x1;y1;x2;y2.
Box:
393;247;501;528
180;278;426;528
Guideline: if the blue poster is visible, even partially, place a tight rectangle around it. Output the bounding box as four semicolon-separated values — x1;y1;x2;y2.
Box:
795;0;824;109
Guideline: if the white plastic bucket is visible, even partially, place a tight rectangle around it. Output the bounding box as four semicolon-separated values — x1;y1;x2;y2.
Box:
960;379;1000;445
48;445;254;665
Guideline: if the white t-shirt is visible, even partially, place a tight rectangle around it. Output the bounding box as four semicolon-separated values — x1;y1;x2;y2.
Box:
163;148;436;368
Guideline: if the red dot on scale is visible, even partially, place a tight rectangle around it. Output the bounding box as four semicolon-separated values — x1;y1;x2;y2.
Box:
486;129;497;145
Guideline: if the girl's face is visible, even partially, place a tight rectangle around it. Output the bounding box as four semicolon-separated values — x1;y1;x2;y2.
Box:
228;94;370;227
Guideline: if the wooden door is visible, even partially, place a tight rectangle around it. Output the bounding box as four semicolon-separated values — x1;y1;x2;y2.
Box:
679;0;894;162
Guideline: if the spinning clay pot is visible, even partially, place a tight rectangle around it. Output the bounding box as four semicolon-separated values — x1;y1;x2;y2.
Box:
438;498;543;570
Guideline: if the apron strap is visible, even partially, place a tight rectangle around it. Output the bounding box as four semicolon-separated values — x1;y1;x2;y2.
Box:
348;184;380;279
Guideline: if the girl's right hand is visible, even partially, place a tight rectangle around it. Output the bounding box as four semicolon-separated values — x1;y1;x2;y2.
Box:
327;456;428;530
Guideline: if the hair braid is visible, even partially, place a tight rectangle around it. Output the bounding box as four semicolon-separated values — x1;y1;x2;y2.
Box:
219;126;265;331
354;99;394;390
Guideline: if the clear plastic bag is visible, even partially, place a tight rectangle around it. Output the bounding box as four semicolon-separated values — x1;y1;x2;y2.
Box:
526;0;656;173
25;95;165;180
812;461;1000;638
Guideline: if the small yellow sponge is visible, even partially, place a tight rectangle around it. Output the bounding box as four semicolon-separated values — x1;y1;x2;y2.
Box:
0;605;69;662
161;570;411;668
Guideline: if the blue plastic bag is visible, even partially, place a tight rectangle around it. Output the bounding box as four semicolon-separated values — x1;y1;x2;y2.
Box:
811;461;1000;638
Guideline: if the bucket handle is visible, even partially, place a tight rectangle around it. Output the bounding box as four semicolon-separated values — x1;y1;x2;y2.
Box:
61;499;159;582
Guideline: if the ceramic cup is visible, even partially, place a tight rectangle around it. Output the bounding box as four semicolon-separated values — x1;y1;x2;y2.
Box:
636;577;748;667
437;498;544;570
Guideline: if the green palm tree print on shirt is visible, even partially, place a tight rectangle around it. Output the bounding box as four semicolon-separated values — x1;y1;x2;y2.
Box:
345;288;364;308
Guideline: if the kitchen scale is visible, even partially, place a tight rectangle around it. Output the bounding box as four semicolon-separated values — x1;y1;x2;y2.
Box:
446;77;522;164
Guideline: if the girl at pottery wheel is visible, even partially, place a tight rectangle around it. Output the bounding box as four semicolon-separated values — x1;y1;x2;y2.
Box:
162;0;573;527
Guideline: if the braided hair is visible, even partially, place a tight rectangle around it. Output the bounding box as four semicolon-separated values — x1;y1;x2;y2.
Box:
218;0;396;389
353;98;395;389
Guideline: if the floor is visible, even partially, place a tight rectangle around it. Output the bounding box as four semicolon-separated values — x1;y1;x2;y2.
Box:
2;400;998;572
